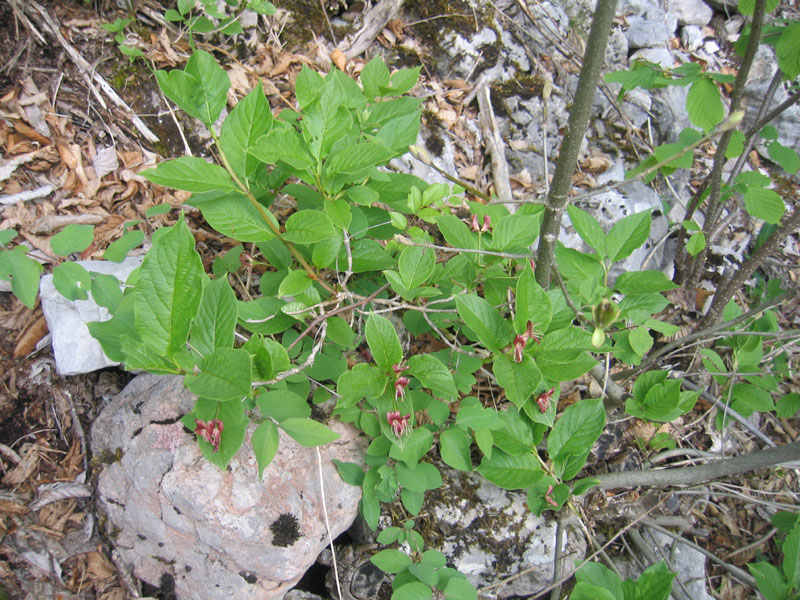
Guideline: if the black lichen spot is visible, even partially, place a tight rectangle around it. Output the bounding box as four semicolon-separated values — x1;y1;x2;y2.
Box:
132;401;144;415
184;565;192;573
137;534;147;541
239;571;258;584
270;513;301;547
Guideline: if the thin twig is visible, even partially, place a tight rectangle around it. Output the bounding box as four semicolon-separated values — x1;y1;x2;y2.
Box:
316;446;343;600
394;235;533;259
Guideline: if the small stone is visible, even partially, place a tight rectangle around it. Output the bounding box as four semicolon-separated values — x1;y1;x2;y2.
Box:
681;25;705;51
625;16;674;49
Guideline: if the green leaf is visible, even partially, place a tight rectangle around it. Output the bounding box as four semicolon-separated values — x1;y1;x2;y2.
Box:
190;277;238;356
190;191;278;242
436;214;477;251
784;521;800;590
371;549;412;573
0;230;17;246
250;124;315;170
440;427;472;471
220;86;273;180
553;245;604;286
548;397;605;467
686;231;705;256
52;262;92;301
743;186;785;224
615;270;678;294
361;55;390;100
607;210;651;262
332;460;364;486
570;583;618;600
768;140;800;174
323;142;396;193
283;210;336;244
732;383;775;414
398;245;435;290
686;76;723;131
444;577;477;600
630;560;676;600
155;49;229;125
490;214;541;251
514;267;552;334
279;418;340;447
738;0;780;13
777;22;800;80
748;562;788;600
567;205;605;255
393;582;432;600
365;313;403;372
493;355;542;408
326;316;356;348
278;269;312;298
252;420;279;479
143;156;236;193
477;450;542;489
257;390;310;422
575;561;623;598
91;273;123;311
389;428;434;467
195;398;247;469
454;293;512;352
104;230;145;262
185;348;252;400
725;130;746;159
776;393;800;418
50;224;94;256
407;354;457;401
629;326;653;357
386;66;421;96
134;219;204;356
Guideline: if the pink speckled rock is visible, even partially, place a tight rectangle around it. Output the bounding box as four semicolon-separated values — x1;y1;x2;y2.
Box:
91;374;366;600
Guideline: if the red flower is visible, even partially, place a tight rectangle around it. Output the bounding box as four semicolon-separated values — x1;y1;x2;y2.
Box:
387;411;411;437
544;484;559;507
395;376;410;401
513;334;526;363
481;215;491;233
392;363;410;375
536;388;555;413
195;419;224;452
470;214;481;233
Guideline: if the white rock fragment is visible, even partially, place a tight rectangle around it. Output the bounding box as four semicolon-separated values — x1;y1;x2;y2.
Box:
39;257;142;376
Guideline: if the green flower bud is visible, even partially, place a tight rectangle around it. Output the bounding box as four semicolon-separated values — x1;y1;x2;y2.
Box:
591;327;605;348
592;299;620;330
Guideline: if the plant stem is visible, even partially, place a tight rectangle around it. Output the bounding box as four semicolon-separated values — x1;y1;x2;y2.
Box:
534;0;619;287
699;207;800;327
683;0;767;288
211;132;337;295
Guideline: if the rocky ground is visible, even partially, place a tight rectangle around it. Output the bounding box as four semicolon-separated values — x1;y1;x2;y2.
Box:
0;0;798;599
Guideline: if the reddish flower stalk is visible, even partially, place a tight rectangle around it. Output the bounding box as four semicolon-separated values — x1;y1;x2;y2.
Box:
195;419;224;452
387;411;411;437
513;334;527;363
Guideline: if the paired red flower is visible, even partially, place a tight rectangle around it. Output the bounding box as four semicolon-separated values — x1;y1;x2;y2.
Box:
395;376;410;401
195;419;224;452
512;321;541;363
536;388;556;413
387;411;411;437
544;484;559;507
470;214;491;233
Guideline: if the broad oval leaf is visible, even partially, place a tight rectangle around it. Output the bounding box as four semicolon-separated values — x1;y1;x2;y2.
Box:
143;156;236;193
134;219;204;356
547;397;605;463
279;418;341;447
365;313;403;372
185;347;252;401
283;210;336;244
50;224;94;256
686;76;723;132
478;450;542;489
252;420;279;479
52;262;92;301
190;277;238;356
454;293;512;352
440;427;472;471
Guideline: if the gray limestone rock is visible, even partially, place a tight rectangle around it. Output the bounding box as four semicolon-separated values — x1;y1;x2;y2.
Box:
626;16;674;49
398;469;586;599
668;0;713;26
91;374;367;600
39;257;142;376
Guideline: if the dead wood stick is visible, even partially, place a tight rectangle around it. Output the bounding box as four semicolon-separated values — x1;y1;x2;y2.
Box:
26;0;160;144
477;84;515;210
343;0;404;61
